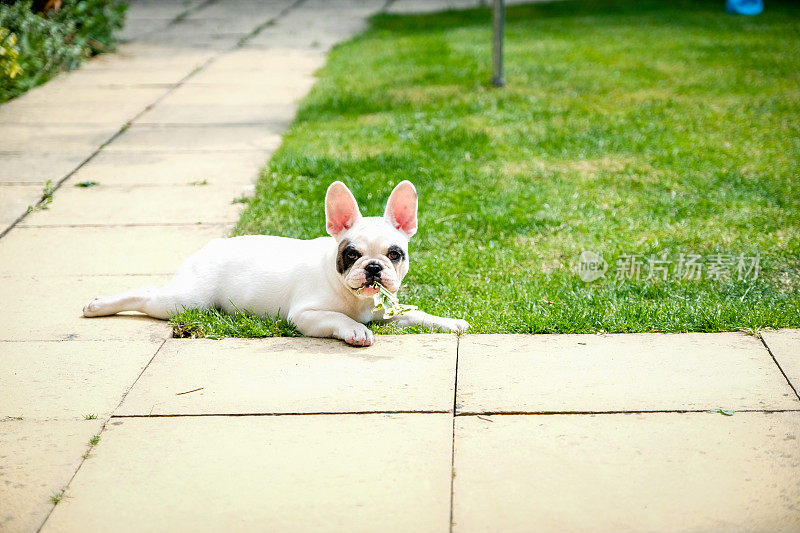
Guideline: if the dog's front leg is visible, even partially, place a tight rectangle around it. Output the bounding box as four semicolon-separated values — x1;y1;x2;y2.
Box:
385;310;470;333
291;310;374;347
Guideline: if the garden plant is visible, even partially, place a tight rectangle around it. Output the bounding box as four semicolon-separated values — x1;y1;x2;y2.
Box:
0;0;127;103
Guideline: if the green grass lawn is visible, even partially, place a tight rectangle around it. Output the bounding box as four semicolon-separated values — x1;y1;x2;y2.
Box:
170;0;800;338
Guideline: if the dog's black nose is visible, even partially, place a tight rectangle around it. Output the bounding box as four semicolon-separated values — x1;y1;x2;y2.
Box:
365;263;382;277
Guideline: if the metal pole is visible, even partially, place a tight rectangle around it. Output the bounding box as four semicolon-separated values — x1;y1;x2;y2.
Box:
491;0;505;87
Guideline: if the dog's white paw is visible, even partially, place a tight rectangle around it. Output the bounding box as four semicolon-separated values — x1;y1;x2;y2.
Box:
337;324;374;347
82;297;104;317
433;317;470;333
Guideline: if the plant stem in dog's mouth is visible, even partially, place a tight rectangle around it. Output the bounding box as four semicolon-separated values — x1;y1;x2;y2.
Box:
364;282;417;319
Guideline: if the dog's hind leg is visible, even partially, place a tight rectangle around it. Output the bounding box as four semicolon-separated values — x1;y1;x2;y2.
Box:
83;282;209;320
83;285;160;318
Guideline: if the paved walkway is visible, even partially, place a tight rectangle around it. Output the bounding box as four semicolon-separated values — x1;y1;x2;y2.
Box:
1;1;799;531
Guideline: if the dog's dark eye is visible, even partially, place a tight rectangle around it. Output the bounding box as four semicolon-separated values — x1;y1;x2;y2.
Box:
387;245;405;262
346;249;360;261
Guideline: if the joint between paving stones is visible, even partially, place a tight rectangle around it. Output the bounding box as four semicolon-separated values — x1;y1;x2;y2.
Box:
237;0;309;47
110;410;452;418
760;335;800;402
167;0;220;27
453;409;800;416
34;338;168;532
448;335;461;532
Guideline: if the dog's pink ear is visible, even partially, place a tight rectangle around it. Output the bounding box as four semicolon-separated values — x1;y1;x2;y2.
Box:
384;180;417;238
326;181;362;238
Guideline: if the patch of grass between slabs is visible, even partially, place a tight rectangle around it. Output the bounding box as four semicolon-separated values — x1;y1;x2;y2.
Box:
170;308;302;339
170;0;800;338
82;434;101;459
27;179;55;212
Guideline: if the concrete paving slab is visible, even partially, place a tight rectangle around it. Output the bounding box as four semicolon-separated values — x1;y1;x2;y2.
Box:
49;65;186;87
0;152;87;184
186;67;319;88
245;0;383;51
189;0;293;20
136;102;297;125
109;41;218;60
124;0;207;20
194;47;325;76
452;412;800;533
245;25;361;53
42;414;452;532
22;183;248;226
0;99;157;125
142;33;243;51
79;44;213;73
118;18;170;41
69;151;265;186
166;16;267;35
136;81;310;124
0;339;163;420
149;81;314;105
116;335;457;415
0;225;229;276
457;333;800;413
105;124;282;152
0;418;104;533
146;23;246;41
116;0;220;44
0;184;42;230
7;84;164;108
43;64;174;86
0;125;116;153
762;329;800;396
0;275;171;341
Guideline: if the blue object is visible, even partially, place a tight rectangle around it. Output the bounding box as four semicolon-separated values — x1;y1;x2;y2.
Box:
726;0;763;15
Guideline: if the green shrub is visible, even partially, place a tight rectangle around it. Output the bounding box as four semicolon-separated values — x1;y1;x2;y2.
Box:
0;26;22;79
56;0;128;54
0;0;127;103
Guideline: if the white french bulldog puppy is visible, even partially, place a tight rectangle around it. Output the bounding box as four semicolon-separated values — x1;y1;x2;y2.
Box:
83;180;469;346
